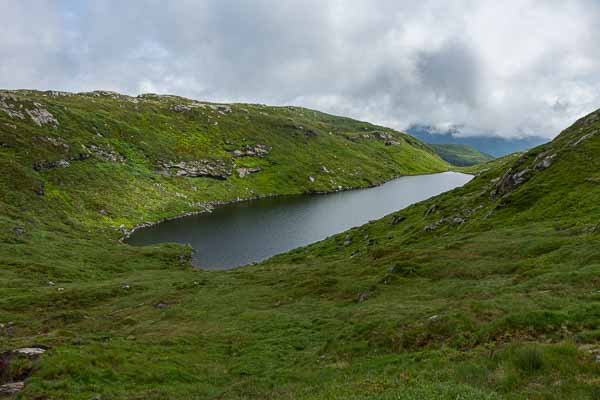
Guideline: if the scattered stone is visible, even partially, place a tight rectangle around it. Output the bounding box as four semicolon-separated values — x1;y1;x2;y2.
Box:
424;204;437;216
34;183;45;196
321;165;330;173
451;216;465;224
14;226;25;236
159;159;232;179
84;144;126;163
57;287;64;292
48;281;55;286
154;303;169;309
391;215;406;225
171;104;192;112
14;347;46;357
428;315;440;321
0;382;24;395
309;176;315;183
424;219;445;232
236;167;262;178
385;140;401;146
357;292;370;303
373;131;393;140
35;136;70;151
122;283;130;290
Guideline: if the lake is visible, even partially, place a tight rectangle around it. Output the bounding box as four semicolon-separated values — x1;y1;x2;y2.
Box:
126;172;472;269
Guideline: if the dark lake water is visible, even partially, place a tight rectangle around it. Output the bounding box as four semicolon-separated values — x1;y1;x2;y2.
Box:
126;172;472;269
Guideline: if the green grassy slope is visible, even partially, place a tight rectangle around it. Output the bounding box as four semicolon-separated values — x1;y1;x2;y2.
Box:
0;90;448;241
429;143;495;166
1;90;600;399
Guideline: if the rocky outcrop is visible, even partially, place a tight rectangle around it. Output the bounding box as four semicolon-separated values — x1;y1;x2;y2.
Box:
0;93;58;126
83;144;126;163
533;152;556;171
231;144;270;157
171;104;193;112
33;159;71;171
385;140;401;146
159;159;232;179
35;136;70;151
26;104;59;126
236;167;262;178
294;125;318;137
32;143;124;172
492;167;530;197
571;131;596;147
33;153;90;171
424;216;465;232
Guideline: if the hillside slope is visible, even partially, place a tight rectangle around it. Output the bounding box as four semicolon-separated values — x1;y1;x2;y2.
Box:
1;91;600;399
0;90;447;239
429;143;494;166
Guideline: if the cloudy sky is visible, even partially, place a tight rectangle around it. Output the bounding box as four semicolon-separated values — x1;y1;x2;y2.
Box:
2;1;600;139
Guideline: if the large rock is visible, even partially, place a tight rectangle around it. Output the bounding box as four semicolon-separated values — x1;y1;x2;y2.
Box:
493;167;531;197
0;382;24;395
14;347;46;357
160;159;232;179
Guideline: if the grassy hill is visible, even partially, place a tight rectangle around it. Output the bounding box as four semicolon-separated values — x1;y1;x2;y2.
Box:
1;90;600;399
429;143;494;166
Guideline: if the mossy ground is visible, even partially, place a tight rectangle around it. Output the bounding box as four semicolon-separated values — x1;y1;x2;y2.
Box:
1;91;599;399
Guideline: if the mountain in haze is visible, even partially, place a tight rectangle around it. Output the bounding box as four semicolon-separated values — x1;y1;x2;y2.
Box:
407;124;547;157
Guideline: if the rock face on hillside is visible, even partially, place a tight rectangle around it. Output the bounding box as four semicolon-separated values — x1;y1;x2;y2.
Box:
159;159;232;179
0;93;58;126
83;144;126;163
231;144;270;157
490;151;557;198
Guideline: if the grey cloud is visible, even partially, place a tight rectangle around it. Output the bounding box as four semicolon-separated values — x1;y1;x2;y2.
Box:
2;1;600;139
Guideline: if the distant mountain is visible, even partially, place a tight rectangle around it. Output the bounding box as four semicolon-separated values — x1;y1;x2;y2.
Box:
428;143;494;166
407;124;547;157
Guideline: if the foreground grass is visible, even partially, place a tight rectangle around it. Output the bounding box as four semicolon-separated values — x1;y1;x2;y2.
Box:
1;90;600;399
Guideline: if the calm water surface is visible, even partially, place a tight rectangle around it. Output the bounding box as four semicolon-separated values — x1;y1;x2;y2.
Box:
126;172;471;269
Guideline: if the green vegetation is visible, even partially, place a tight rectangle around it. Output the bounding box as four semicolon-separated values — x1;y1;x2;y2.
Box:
429;143;494;166
1;90;599;399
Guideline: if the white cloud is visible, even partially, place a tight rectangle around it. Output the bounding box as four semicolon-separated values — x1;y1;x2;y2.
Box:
1;0;600;139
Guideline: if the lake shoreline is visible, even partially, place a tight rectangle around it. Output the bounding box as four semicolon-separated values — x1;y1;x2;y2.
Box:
124;171;472;269
120;170;461;243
